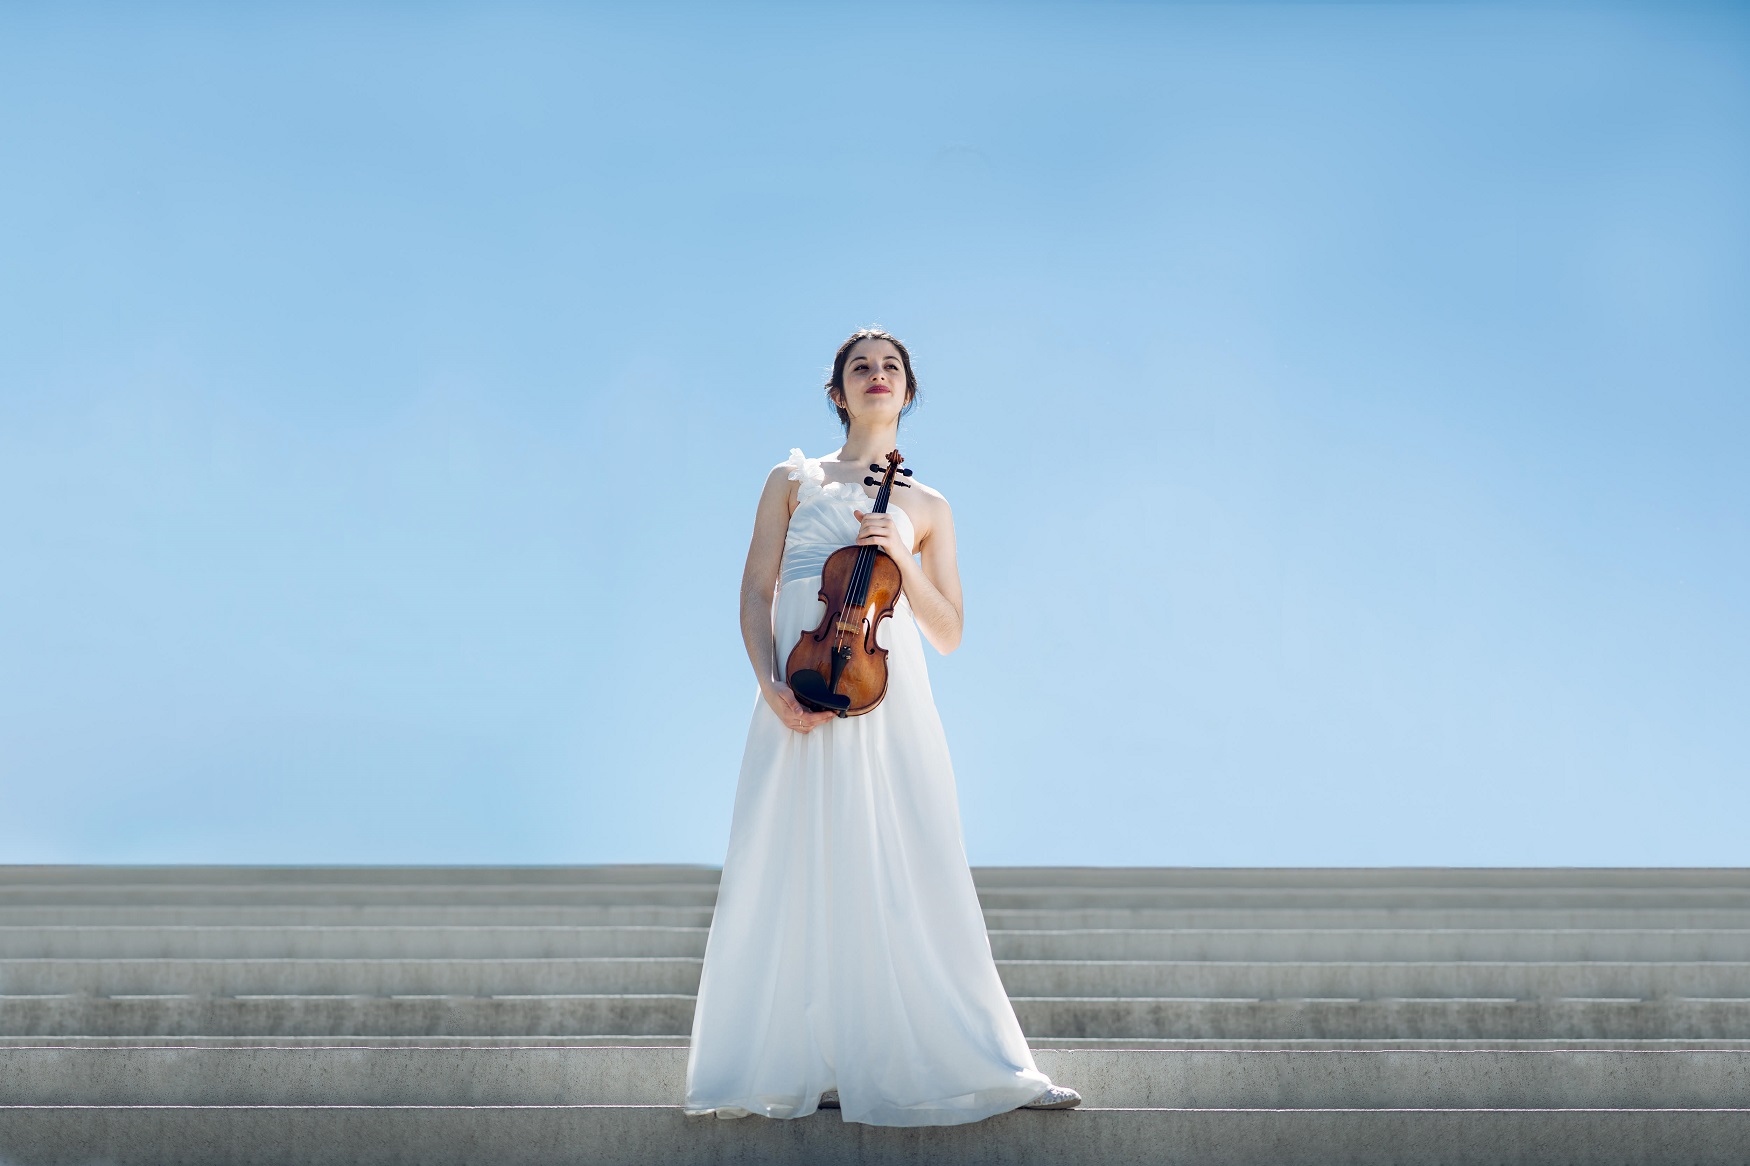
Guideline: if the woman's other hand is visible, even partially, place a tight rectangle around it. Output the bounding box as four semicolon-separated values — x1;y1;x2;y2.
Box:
762;680;837;733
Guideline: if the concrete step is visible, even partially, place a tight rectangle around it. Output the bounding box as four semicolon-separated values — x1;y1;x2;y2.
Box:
996;960;1750;999
0;957;704;996
983;908;1750;931
13;925;1750;962
991;929;1750;963
0;884;723;908
11;882;1750;910
11;1034;1750;1050
975;888;1750;910
0;866;722;887
0;1034;700;1047
5;956;1747;999
1;1104;1745;1166
7;993;1749;1040
970;867;1750;889
11;904;1750;931
0;905;722;928
10;865;1747;889
1013;997;1750;1041
0;925;714;959
0;994;698;1037
3;1046;1747;1108
6;865;1744;1164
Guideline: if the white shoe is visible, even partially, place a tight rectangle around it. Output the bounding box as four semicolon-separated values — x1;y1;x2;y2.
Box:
1022;1084;1082;1110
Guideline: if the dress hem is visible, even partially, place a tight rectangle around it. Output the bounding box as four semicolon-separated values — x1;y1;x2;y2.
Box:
683;1076;1051;1127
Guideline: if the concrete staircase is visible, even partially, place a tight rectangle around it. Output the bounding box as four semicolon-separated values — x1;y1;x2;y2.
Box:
1;865;1746;1164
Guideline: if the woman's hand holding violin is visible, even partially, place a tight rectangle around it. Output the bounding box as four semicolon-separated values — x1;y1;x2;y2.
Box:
762;679;836;733
852;510;910;570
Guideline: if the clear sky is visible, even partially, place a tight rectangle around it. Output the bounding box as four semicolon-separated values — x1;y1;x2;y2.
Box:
1;2;1745;867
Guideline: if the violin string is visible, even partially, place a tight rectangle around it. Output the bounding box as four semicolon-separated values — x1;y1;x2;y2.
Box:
837;480;877;656
853;474;890;605
846;473;890;630
829;459;898;679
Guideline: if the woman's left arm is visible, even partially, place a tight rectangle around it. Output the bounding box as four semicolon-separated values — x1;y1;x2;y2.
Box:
853;490;964;654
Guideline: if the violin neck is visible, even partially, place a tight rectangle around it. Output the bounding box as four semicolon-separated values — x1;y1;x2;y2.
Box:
870;449;901;514
845;452;903;608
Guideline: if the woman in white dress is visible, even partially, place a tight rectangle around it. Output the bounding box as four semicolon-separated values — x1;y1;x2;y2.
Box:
683;327;1080;1126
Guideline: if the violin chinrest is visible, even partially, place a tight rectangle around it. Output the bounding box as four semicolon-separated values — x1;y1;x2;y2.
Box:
790;669;852;713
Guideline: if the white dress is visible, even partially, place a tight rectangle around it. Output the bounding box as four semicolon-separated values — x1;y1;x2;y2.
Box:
683;449;1053;1127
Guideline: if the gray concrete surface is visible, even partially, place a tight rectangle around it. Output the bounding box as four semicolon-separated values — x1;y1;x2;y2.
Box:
0;956;708;996
0;994;699;1038
5;955;1746;998
11;883;1750;910
974;887;1750;910
4;865;1747;1164
1010;996;1750;1040
13;861;1750;889
0;925;714;959
9;865;1749;888
991;928;1750;962
11;926;1750;961
6;992;1750;1040
0;885;724;907
0;866;721;887
968;867;1750;888
980;907;1750;930
2;1105;1748;1166
9;905;1750;930
0;905;722;927
10;1034;1750;1050
3;1047;1748;1108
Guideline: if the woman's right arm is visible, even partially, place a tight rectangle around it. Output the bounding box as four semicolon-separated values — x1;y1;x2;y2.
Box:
742;463;836;734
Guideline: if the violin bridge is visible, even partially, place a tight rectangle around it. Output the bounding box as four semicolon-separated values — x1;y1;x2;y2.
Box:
834;619;865;635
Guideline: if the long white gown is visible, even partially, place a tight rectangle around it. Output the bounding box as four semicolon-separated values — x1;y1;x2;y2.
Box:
683;449;1054;1127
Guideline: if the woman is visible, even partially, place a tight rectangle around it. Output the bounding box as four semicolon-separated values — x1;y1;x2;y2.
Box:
683;327;1080;1125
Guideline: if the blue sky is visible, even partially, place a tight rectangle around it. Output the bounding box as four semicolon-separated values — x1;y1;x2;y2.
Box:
1;2;1745;866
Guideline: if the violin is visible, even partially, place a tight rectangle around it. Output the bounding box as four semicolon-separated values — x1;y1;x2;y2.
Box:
785;449;914;717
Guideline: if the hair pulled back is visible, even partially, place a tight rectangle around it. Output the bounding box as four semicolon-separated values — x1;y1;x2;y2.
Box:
824;327;919;431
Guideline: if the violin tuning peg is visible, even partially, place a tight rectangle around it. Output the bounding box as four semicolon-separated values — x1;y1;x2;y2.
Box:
895;479;912;487
869;464;884;473
863;476;878;487
899;467;913;476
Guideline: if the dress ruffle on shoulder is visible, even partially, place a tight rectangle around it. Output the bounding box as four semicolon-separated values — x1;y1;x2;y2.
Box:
785;448;825;499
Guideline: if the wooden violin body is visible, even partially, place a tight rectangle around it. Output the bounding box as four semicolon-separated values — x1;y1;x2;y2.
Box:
787;544;903;717
785;449;913;718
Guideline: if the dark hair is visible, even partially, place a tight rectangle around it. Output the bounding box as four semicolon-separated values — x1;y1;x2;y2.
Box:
824;327;919;431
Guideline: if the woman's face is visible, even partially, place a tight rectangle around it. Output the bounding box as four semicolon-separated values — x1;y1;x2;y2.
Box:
836;338;910;427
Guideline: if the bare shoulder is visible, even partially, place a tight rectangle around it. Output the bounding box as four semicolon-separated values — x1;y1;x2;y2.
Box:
906;478;951;511
759;460;801;512
900;478;953;540
762;458;802;493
